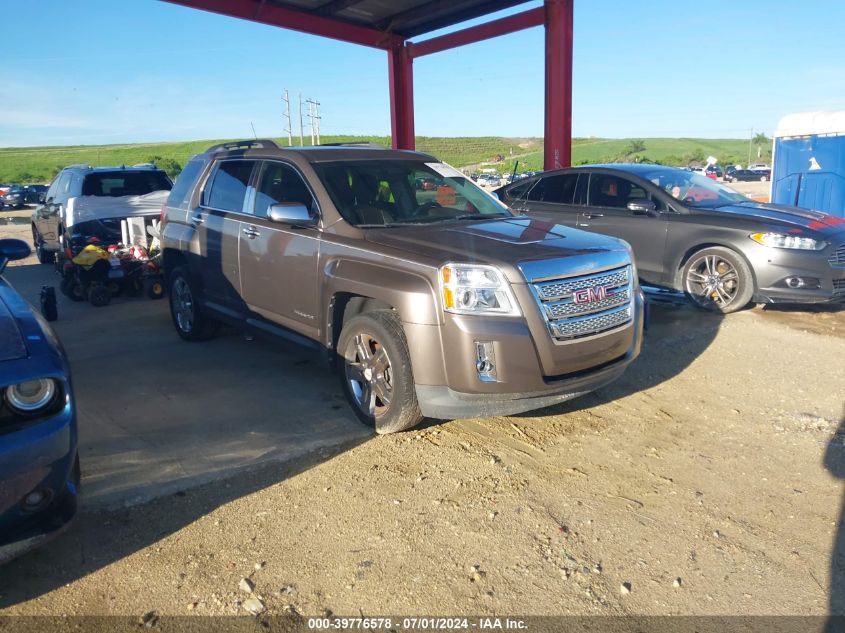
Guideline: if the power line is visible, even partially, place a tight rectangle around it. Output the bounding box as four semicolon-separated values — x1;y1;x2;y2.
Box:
282;90;292;147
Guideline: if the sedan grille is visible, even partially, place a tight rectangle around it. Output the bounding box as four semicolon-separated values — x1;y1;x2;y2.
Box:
530;266;634;342
829;244;845;267
833;279;845;295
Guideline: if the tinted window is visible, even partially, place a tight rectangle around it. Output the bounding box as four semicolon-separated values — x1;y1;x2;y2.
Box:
254;162;315;217
81;171;172;197
588;174;649;209
204;160;256;212
168;159;205;209
528;174;580;204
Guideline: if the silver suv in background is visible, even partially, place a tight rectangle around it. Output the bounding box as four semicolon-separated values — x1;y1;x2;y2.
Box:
160;140;645;434
31;164;172;264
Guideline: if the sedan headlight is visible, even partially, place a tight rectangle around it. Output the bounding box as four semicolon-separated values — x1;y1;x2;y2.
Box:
5;379;58;414
440;263;521;316
749;232;827;251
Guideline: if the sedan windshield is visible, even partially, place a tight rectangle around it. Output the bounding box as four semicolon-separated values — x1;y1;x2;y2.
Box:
313;160;511;227
640;167;750;208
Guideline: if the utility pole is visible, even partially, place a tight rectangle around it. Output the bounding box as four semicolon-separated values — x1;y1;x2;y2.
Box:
298;93;304;147
282;90;292;146
306;98;321;146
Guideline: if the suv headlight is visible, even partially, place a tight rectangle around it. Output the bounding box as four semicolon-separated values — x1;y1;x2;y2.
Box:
5;379;58;415
439;263;521;316
749;232;827;251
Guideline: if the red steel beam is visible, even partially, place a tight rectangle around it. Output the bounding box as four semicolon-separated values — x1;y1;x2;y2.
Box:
543;0;573;170
388;45;415;149
408;6;544;58
161;0;402;49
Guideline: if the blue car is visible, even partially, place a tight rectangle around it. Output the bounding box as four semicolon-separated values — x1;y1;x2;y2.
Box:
0;238;78;564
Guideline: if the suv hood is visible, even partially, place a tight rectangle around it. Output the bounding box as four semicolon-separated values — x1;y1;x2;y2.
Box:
707;202;845;236
0;294;26;362
364;218;629;282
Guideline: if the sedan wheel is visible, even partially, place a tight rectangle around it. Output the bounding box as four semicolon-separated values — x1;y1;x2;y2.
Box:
683;247;754;314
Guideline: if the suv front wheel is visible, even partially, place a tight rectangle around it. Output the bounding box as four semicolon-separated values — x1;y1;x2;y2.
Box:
338;310;423;434
169;267;217;341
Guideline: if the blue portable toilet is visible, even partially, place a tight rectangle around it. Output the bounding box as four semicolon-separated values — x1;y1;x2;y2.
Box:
772;111;845;218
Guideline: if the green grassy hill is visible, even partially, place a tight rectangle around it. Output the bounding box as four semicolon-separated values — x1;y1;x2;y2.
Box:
0;135;770;183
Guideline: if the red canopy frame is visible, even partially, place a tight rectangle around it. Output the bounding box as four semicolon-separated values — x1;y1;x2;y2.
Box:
162;0;573;169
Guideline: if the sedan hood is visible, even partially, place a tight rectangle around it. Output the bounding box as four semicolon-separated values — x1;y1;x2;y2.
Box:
0;295;26;362
709;202;845;236
364;217;630;282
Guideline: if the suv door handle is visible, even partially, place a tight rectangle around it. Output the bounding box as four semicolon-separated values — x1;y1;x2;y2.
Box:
242;226;260;239
190;213;205;225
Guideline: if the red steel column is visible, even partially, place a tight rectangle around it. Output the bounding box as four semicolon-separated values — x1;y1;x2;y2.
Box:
544;0;573;170
388;43;415;150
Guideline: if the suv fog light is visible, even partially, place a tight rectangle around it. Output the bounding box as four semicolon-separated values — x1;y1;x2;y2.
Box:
475;342;497;382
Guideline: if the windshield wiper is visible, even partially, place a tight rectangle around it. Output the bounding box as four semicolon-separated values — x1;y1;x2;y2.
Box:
451;213;510;221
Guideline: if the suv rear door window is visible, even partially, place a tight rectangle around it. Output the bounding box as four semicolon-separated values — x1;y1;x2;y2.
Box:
254;162;315;217
168;159;205;209
203;160;256;213
81;171;172;197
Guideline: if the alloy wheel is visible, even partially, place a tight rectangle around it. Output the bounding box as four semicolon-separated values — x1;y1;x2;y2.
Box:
344;332;393;418
684;254;740;309
171;277;194;333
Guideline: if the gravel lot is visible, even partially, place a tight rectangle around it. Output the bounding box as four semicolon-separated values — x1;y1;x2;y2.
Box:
0;207;843;620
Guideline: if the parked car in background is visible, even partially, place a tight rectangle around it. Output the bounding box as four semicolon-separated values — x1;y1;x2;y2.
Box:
24;185;48;204
0;238;79;564
160;140;644;433
706;165;723;178
1;186;26;210
726;168;770;182
496;164;845;313
31;164;172;264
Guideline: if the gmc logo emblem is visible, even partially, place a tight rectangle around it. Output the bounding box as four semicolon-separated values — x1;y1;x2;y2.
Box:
573;285;610;304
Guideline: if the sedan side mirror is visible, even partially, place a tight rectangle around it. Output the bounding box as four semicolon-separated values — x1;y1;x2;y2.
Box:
0;238;32;274
627;199;657;216
267;202;318;227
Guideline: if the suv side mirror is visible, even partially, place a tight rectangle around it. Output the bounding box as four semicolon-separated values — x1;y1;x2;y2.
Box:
627;199;657;216
267;202;318;227
0;238;31;274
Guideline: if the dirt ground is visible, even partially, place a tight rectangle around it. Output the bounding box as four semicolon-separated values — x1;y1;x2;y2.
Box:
0;208;844;620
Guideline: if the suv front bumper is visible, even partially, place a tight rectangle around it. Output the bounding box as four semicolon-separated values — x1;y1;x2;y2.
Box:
412;289;644;419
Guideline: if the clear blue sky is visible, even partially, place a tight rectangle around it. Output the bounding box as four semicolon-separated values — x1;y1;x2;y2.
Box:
1;0;843;147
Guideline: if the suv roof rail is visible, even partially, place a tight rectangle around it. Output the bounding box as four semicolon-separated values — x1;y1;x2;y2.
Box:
131;162;157;168
318;141;386;149
64;164;92;170
206;139;281;153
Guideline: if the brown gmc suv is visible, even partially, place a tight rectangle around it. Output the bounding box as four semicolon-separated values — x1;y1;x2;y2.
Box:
161;140;645;434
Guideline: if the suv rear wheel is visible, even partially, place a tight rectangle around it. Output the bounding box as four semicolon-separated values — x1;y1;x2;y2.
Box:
338;310;422;434
169;267;217;341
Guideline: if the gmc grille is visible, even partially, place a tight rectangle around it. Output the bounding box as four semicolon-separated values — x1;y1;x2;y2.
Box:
530;266;634;342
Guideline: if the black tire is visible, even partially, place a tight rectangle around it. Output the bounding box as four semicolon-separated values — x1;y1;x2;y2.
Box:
168;266;217;341
682;246;754;314
35;242;54;265
88;285;111;307
337;310;423;434
60;277;86;302
147;279;165;300
40;287;58;322
760;175;768;182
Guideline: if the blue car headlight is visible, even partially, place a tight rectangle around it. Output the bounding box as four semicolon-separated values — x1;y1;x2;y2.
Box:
4;379;59;416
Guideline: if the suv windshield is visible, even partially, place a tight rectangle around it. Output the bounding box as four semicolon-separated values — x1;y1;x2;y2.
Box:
313;160;510;226
639;167;749;208
81;170;172;197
